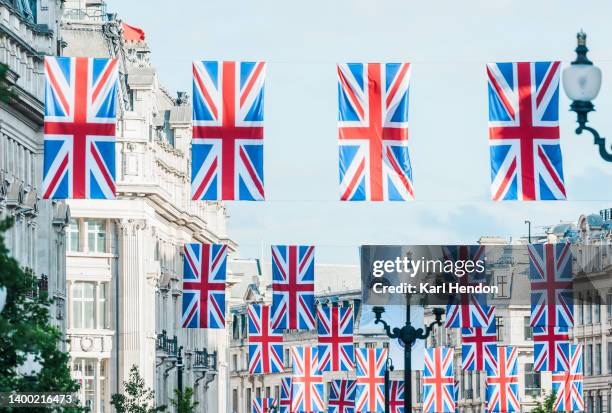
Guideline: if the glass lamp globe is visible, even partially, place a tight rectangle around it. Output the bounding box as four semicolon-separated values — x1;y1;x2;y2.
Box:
562;63;602;102
0;286;6;313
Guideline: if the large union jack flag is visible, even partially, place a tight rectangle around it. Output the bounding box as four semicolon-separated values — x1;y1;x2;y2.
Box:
181;244;227;328
461;314;497;371
191;60;265;201
248;304;284;374
271;245;316;330
328;379;356;413
389;381;405;413
528;243;573;327
553;344;584;412
291;346;325;413
487;61;566;201
279;377;292;413
533;326;570;372
317;306;354;372
337;63;414;201
355;347;387;413
423;347;455;413
485;347;519;413
252;398;275;413
443;246;492;329
43;56;118;199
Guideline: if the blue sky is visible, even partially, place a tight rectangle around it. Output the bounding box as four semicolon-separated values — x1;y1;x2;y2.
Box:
107;0;612;264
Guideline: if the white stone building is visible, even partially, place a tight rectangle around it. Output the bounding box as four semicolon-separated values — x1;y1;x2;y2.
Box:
0;0;68;332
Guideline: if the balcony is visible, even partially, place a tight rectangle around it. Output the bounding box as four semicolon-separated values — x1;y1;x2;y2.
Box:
192;349;217;371
156;330;179;357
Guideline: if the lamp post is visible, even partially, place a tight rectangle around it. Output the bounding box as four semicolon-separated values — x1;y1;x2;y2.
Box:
372;304;445;413
524;220;531;243
176;346;184;394
562;31;612;161
384;358;395;413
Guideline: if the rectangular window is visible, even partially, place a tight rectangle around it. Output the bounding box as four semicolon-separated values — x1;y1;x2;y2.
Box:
608;342;612;374
86;219;107;253
415;371;421;401
586;344;593;376
99;282;108;329
495;316;504;341
285;348;291;368
66;219;80;252
607;293;612;321
586;297;592;324
232;389;238;413
523;316;532;340
72;282;95;329
595;295;601;323
232;354;238;372
595;343;601;375
246;388;251;413
475;371;480;398
577;295;583;324
524;363;541;397
496;275;509;298
73;358;96;409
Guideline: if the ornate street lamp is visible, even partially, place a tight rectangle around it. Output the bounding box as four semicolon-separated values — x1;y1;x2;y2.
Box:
373;304;445;413
562;31;612;161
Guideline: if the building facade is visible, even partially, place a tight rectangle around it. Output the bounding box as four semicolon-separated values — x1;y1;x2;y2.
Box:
0;0;68;331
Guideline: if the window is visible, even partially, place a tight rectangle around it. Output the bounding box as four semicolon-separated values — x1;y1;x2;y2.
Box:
595;295;601;323
415;371;421;401
524;363;540;397
464;371;472;399
607;293;612;321
475;371;480;398
577;295;583;324
256;387;261;399
496;275;509;297
246;388;251;413
608;342;612;374
66;219;80;252
265;387;270;398
595;343;601;375
99;283;108;329
86;219;106;253
495;316;504;341
232;354;238;372
586;296;592;324
597;395;603;413
586;344;593;376
523;316;532;340
232;389;238;413
285;348;291;368
72;282;95;329
73;358;96;409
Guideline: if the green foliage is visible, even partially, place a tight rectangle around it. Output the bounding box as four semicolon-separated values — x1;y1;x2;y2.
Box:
531;391;556;413
0;218;82;411
170;388;199;413
0;63;17;103
111;365;166;413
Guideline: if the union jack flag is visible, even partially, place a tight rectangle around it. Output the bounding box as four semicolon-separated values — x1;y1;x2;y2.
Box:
279;377;292;413
248;304;284;374
443;246;493;329
423;347;455;413
291;346;324;413
461;313;497;371
43;56;118;199
552;344;584;412
487;61;566;201
191;61;265;201
533;326;570;372
528;243;573;327
182;244;227;328
328;379;356;413
389;380;405;413
317;306;354;372
485;347;519;413
337;63;414;201
271;245;316;330
355;347;387;413
252;398;275;413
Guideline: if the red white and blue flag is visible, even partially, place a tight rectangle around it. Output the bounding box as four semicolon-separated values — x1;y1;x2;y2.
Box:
271;245;316;330
528;243;573;327
533;326;570;372
291;346;324;413
389;380;405;413
355;347;387;413
181;244;227;328
328;379;356;413
337;63;414;201
191;61;265;201
487;61;566;201
423;347;455;413
485;346;520;413
317;306;354;372
461;314;497;371
552;344;584;412
279;377;292;413
248;304;284;374
252;398;275;413
43;56;118;199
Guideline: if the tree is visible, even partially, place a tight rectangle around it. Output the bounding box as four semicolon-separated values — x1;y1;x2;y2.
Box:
531;391;556;413
111;365;166;413
170;388;199;413
0;62;17;103
0;218;82;411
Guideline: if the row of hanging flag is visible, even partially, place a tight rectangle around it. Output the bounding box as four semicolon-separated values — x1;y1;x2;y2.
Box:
251;345;583;413
43;56;567;202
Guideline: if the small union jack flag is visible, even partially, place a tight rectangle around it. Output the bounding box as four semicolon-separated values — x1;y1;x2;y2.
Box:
487;61;566;201
181;244;227;328
553;344;584;412
529;243;573;327
355;347;387;413
279;377;292;413
389;380;405;413
485;347;519;413
252;397;275;413
328;379;356;413
248;304;284;374
337;63;414;201
423;347;455;413
271;245;316;330
533;326;570;372
191;61;265;201
291;346;324;413
317;306;354;372
43;56;118;199
461;314;497;371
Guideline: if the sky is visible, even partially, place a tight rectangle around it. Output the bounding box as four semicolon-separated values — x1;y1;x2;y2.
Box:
107;0;612;264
